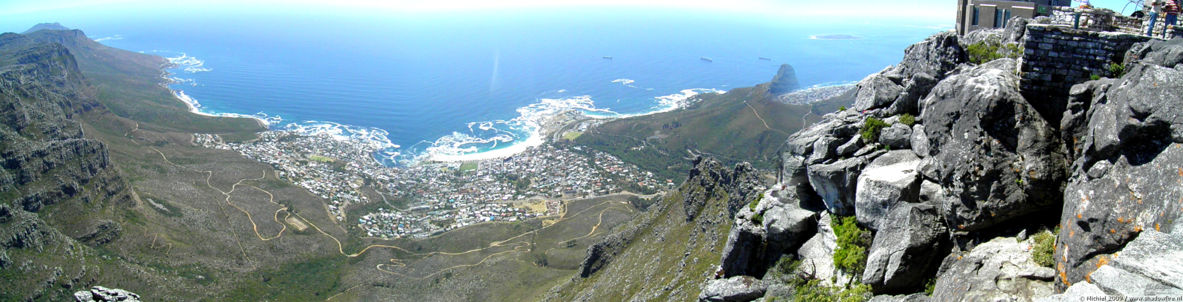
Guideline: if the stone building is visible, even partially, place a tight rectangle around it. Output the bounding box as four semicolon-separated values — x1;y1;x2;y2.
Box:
956;0;1070;35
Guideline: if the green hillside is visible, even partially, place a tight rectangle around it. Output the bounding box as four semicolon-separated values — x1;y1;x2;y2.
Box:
575;83;854;180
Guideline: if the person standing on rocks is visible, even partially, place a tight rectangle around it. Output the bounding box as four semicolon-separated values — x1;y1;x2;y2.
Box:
1148;0;1163;36
1165;0;1180;38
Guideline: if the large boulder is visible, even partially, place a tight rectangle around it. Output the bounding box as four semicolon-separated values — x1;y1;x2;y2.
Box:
852;31;967;115
931;237;1056;301
1054;61;1183;287
807;156;869;216
718;189;817;278
699;275;767;302
910;124;930;157
862;203;948;293
74;286;141;302
854;150;922;229
777;154;821;210
878;123;912;150
919;58;1067;231
1123;38;1183;69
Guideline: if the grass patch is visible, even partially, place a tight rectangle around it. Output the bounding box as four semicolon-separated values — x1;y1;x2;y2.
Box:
832;215;871;276
1032;230;1056;267
561;131;583;141
308;155;334;163
860;117;889;144
459;162;479;172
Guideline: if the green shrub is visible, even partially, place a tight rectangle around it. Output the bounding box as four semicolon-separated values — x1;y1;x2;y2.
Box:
832;215;871;275
860;117;889;143
1032;230;1056;267
967;39;1023;64
924;277;937;295
838;106;847;112
792;279;872;302
749;192;764;212
752;212;764;225
1108;63;1125;77
1090;74;1101;81
899;113;915;126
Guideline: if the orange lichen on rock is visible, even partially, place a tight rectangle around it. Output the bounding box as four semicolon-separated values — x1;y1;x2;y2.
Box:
1157;223;1162;231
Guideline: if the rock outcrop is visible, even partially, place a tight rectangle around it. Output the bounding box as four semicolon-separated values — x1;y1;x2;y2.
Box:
73;286;141;302
768;64;800;95
683;157;762;221
920;58;1067;231
0;30;132;302
698;276;767;302
862;203;948;293
719;187;816;278
854;150;922;229
1054;38;1183;287
795;212;852;287
852;31;967;116
930;237;1057;301
1039;227;1183;301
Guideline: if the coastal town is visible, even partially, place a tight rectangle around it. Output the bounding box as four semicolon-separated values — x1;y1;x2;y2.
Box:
195;130;670;239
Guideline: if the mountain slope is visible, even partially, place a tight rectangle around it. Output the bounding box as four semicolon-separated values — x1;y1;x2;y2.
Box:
544;157;761;301
23;28;263;136
575;82;854;180
0;32;137;302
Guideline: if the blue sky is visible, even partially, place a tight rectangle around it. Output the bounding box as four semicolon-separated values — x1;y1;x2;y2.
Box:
0;0;1146;34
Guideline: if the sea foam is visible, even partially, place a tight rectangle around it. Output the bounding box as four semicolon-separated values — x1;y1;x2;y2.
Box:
423;88;722;162
166;53;212;73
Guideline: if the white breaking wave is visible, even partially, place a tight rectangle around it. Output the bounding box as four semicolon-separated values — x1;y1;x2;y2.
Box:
166;53;212;73
283;121;402;162
94;34;122;42
170;89;279;127
423;88;723;162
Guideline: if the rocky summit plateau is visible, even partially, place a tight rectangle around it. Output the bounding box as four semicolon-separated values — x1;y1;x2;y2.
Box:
2;6;1182;302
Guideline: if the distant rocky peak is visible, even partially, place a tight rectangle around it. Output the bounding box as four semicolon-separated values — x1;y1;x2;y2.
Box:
22;22;70;34
768;64;800;95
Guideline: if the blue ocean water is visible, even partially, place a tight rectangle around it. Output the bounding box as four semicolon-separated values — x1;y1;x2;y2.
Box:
47;9;947;164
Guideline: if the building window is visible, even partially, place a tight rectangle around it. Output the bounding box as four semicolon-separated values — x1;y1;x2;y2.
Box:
1004;9;1012;26
973;7;979;26
994;9;1003;28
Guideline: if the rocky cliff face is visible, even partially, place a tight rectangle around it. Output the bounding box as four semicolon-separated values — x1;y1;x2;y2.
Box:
547;157;761;301
686;26;1183;301
0;32;132;301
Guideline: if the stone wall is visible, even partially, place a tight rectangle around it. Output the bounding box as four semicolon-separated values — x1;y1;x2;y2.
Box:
1018;24;1150;121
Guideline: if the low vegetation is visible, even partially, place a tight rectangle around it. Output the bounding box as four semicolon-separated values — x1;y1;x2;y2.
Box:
967;39;1023;65
1107;62;1125;78
860;117;889;143
1032;229;1057;267
832;215;871;276
791;280;872;302
899;113;915;126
